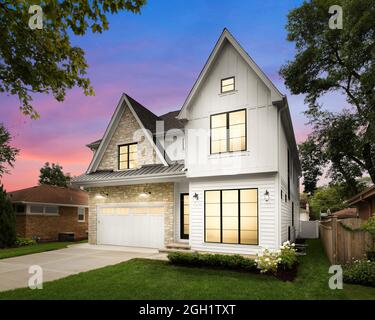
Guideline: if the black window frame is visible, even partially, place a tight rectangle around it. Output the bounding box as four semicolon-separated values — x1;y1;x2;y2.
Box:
180;193;189;240
204;188;258;245
210;108;247;154
118;143;137;170
221;76;235;94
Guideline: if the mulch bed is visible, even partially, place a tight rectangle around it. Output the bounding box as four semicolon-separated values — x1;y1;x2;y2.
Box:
274;264;299;282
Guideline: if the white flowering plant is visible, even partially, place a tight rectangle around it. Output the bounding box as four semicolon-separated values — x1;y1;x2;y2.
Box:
255;241;298;274
255;249;280;274
278;241;298;270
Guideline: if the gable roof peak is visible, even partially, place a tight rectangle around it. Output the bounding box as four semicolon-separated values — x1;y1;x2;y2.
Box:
177;28;284;119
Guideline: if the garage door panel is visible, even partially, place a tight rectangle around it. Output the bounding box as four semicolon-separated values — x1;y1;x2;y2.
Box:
97;207;165;248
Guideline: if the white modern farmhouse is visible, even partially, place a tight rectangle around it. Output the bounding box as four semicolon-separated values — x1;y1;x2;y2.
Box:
73;29;301;255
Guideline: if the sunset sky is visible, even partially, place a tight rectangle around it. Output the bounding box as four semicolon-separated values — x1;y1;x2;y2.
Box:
0;0;348;191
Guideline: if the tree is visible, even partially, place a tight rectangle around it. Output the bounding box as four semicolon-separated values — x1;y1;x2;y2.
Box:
0;185;16;248
0;124;19;178
0;1;146;119
308;184;346;219
299;136;325;195
280;0;375;183
39;162;71;187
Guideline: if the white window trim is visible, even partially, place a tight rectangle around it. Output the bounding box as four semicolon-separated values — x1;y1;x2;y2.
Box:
78;207;85;222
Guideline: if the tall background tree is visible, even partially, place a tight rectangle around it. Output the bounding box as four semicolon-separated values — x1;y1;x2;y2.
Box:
0;185;16;248
281;0;375;197
0;0;146;119
0;124;19;179
39;162;71;187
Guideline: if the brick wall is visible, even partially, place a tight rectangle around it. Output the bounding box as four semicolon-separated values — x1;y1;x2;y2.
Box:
15;207;88;241
98;106;161;170
87;183;174;246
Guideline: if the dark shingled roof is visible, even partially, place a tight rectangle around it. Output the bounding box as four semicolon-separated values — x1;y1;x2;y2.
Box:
87;95;183;149
8;185;88;206
159;110;184;131
72;163;185;185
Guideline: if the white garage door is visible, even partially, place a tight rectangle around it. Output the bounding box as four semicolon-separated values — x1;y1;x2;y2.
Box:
97;205;165;248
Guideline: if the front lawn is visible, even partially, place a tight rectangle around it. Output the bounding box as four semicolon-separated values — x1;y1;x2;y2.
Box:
0;241;84;260
0;239;374;300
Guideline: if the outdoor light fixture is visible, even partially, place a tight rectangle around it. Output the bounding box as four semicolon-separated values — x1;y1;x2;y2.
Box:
193;193;199;200
264;190;270;202
139;186;151;198
95;192;108;199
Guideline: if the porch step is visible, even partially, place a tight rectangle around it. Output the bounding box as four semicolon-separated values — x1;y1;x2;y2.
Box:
165;242;191;250
159;248;195;254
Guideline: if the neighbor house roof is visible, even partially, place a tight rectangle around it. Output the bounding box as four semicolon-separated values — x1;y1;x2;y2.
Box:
333;208;358;219
346;185;375;206
72;163;186;187
86;109;183;151
8;185;88;206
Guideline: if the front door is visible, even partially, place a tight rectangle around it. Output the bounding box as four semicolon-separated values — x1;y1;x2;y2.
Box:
180;193;189;239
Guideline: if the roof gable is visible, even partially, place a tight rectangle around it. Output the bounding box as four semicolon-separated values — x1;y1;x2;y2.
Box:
87;94;168;173
178;28;283;119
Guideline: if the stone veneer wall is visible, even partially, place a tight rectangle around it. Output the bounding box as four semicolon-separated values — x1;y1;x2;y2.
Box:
87;183;174;246
98;106;160;170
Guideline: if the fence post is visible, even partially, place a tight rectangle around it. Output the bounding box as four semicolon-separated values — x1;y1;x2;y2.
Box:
331;216;338;264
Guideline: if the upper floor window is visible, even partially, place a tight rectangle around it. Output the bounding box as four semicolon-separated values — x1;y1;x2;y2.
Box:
118;143;137;170
221;77;235;93
210;109;246;154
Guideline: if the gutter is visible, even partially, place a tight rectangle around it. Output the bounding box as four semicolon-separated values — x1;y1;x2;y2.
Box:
71;172;187;188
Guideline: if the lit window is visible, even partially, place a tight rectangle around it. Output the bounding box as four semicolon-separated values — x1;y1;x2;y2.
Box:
210;109;246;154
78;208;85;222
205;189;258;245
119;143;137;170
221;77;235;93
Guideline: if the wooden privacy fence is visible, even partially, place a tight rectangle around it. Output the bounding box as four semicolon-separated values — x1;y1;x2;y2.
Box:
319;217;371;264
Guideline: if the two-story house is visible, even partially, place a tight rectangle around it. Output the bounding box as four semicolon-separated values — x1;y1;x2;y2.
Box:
72;29;301;255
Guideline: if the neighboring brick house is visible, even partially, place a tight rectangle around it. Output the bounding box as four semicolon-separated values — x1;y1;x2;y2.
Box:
8;185;88;241
347;185;375;220
72;29;301;255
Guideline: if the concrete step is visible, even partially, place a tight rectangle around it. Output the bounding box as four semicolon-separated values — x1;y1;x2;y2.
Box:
165;242;191;250
159;248;195;254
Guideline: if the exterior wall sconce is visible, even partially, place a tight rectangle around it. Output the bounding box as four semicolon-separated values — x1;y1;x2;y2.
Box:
95;191;108;199
139;186;151;198
193;193;199;200
264;190;270;202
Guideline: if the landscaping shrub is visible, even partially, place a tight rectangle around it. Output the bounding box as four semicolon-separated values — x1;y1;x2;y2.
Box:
167;252;257;272
0;185;16;248
15;237;37;247
255;249;279;274
343;259;375;287
278;241;298;270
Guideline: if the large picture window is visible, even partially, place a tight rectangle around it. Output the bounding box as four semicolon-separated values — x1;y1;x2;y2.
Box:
210;109;246;154
204;188;258;245
118;143;137;170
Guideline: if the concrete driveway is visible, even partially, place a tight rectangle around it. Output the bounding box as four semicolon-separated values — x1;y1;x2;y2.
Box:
0;244;167;292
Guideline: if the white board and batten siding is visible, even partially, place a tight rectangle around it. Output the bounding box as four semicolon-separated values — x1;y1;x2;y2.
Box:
189;174;278;255
185;41;278;179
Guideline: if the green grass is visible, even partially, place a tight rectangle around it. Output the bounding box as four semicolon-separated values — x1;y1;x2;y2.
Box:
0;239;374;300
0;241;86;260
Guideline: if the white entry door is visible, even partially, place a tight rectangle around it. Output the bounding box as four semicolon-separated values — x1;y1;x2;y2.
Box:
97;205;165;248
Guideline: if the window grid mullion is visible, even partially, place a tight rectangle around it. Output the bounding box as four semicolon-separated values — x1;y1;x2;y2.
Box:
238;189;241;244
226;112;230;152
220;190;223;243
